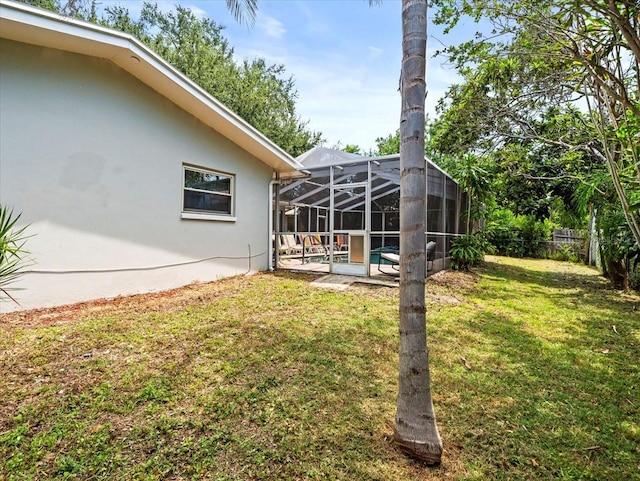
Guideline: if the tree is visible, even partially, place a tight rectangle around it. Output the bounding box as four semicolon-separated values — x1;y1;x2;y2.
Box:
19;0;96;18
26;0;444;461
374;130;400;155
343;144;363;154
394;0;443;464
330;142;363;154
430;0;640;249
429;0;640;286
453;154;490;234
224;0;258;26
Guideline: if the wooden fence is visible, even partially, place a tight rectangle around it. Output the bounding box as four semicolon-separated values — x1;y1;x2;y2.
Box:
542;229;588;261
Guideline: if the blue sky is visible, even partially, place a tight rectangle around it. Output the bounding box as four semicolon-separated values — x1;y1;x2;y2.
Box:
103;1;472;152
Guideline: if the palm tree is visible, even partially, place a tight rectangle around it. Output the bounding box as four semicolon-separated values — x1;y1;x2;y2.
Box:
455;153;490;235
225;0;258;26
235;0;442;464
394;0;443;464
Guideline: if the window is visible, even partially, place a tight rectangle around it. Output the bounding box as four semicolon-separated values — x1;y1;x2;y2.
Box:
183;165;234;219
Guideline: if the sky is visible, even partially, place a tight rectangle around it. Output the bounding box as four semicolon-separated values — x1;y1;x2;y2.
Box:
102;1;474;153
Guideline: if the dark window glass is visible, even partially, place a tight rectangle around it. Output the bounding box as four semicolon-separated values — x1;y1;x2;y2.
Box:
371;212;383;231
334;211;342;230
297;207;309;232
385;211;399;231
446;198;457;234
184;190;231;214
343;211;364;230
427;194;442;233
184;167;233;215
185;170;231;194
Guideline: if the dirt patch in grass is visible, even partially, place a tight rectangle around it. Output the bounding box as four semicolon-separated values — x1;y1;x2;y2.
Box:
1;272;322;329
429;268;478;291
1;282;229;327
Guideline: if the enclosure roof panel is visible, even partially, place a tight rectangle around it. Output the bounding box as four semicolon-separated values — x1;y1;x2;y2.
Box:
294;147;457;184
296;147;368;168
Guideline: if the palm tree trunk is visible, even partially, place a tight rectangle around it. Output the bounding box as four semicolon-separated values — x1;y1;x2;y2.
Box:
394;0;442;465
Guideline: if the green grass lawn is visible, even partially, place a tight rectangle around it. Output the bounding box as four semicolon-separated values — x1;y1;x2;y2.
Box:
1;256;638;480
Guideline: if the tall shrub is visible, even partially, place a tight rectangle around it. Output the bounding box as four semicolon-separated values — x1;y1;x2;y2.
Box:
598;206;638;290
485;209;521;256
516;215;553;258
450;233;488;270
485;208;553;258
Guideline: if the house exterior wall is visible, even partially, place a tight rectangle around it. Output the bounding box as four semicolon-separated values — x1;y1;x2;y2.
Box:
0;39;273;312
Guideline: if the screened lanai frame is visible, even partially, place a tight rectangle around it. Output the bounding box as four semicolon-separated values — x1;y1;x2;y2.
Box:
273;148;466;277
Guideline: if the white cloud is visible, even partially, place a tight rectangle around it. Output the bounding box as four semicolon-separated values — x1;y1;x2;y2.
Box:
260;15;286;39
97;1;409;150
184;5;207;18
302;87;401;151
276;57;400;149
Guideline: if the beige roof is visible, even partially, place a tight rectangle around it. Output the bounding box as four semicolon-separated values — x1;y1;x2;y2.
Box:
0;0;303;173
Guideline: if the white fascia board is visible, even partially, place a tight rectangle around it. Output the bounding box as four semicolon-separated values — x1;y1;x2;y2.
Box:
0;0;304;174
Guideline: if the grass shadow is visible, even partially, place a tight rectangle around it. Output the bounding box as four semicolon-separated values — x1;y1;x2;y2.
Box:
428;257;639;480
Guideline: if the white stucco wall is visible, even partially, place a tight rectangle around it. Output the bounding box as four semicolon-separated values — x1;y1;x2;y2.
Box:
0;38;273;312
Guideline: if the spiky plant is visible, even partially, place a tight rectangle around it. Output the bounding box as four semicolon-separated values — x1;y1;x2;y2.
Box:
0;206;32;304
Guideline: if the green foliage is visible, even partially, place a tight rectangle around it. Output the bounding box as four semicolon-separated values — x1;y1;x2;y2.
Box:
373;130;400;156
449;233;487;270
596;204;639;288
331;142;363;154
19;0;96;18
450;153;492;233
517;215;554;257
485;208;553;258
485;208;514;253
450;154;490;199
429;0;640;247
0;206;32;304
342;144;362;154
224;0;258;26
598;206;637;263
19;0;58;11
548;243;581;263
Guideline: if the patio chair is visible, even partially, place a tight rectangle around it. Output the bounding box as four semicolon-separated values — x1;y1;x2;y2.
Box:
377;247;400;277
377;241;438;277
280;234;303;256
334;234;349;251
275;234;287;256
426;240;436;272
314;234;331;256
301;234;329;256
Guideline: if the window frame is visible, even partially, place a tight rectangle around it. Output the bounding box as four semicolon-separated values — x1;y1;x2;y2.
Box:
181;164;236;222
